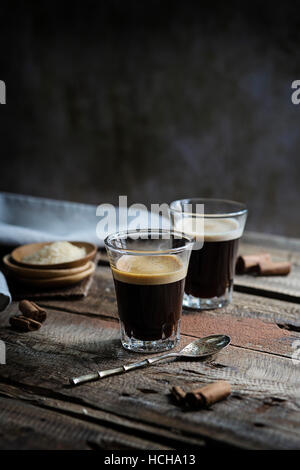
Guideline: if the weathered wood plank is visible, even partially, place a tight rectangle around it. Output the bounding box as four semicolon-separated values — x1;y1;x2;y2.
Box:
1;309;299;400
1;344;299;449
0;382;206;449
181;312;298;358
0;304;299;449
0;396;170;450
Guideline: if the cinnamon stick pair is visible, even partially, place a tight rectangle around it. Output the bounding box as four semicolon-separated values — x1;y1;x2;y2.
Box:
9;300;47;332
236;253;291;276
172;380;231;409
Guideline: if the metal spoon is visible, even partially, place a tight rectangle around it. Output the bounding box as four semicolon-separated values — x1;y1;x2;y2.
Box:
70;334;230;386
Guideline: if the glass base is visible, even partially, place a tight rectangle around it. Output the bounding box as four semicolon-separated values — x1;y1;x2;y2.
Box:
183;286;233;310
120;321;180;353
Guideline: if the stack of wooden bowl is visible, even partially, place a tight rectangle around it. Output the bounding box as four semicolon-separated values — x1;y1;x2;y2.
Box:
3;241;97;288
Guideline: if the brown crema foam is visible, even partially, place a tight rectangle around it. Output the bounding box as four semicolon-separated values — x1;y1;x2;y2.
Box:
112;255;186;285
178;217;242;242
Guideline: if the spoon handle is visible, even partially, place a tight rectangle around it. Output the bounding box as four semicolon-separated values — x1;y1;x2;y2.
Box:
70;352;177;386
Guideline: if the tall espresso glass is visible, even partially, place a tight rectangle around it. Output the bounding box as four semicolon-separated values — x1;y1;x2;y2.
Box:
170;199;247;310
105;229;193;353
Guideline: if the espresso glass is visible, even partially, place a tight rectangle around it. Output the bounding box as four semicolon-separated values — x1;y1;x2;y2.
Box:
104;229;193;353
170;199;247;310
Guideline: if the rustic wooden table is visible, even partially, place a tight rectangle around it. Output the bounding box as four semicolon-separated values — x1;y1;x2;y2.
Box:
0;232;300;450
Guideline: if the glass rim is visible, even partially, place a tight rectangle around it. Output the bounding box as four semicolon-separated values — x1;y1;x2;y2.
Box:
104;229;194;256
170;198;248;218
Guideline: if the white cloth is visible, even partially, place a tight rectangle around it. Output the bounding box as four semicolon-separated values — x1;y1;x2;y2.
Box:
0;271;11;311
0;192;108;247
0;192;170;247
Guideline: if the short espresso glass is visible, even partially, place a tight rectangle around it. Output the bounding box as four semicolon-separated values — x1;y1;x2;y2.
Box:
104;229;193;353
170;199;247;310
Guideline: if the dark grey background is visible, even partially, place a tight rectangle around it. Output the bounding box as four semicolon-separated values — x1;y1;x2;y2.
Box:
0;1;299;236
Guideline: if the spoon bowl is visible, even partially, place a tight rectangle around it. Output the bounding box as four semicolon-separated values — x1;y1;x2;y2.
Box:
178;334;231;358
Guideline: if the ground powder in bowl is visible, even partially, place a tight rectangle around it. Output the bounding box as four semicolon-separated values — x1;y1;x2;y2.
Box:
22;241;86;265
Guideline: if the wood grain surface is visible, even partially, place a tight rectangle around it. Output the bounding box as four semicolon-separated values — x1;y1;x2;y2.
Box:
0;233;300;450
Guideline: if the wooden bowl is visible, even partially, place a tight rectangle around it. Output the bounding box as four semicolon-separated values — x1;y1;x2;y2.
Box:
3;255;92;279
14;261;96;288
11;241;97;269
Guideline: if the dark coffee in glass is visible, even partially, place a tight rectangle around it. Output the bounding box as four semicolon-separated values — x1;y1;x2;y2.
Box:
105;230;192;352
170;199;247;310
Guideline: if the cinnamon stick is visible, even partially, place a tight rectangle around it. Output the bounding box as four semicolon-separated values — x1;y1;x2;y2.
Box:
257;260;291;276
236;253;271;274
171;381;231;409
185;381;231;408
236;253;291;276
9;315;42;332
19;300;47;323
